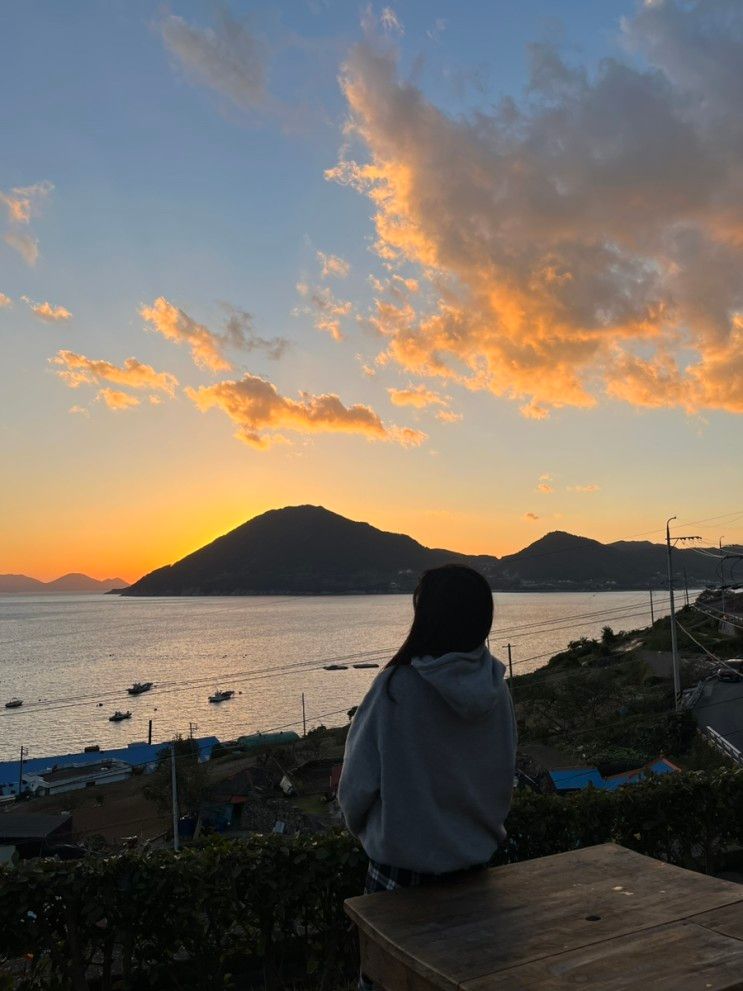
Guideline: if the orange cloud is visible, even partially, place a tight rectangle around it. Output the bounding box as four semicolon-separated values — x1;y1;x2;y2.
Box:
186;372;426;449
295;283;352;341
22;297;72;322
523;512;540;521
537;473;554;494
435;408;462;423
0;293;11;308
68;405;89;417
567;484;600;494
0;181;52;224
327;19;743;418
387;383;447;408
140;297;231;371
97;389;140;411
1;181;52;266
317;251;350;279
51;351;178;396
140;297;287;370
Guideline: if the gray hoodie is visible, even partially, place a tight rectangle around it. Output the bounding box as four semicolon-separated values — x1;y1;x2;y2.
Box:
338;646;517;874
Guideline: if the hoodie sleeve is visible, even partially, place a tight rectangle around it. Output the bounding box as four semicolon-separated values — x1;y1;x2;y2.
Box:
338;677;383;837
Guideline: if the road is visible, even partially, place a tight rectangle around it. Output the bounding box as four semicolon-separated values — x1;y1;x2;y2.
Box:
694;679;743;750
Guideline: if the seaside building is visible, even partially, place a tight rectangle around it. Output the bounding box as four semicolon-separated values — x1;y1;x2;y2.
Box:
23;758;133;796
0;736;219;797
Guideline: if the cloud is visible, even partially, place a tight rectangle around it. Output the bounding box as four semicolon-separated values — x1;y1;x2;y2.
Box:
1;181;53;266
435;408;462;423
327;8;743;419
186;372;426;449
4;231;39;266
317;251;350;279
0;181;52;225
380;7;404;36
68;405;89;416
22;297;72;322
159;12;267;113
537;473;554;494
295;283;352;341
140;297;288;370
51;350;178;396
97;389;141;411
523;512;540;521
387;383;447;408
0;293;11;308
567;484;601;494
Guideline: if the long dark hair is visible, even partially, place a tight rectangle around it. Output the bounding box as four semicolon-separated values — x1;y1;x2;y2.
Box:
387;565;494;677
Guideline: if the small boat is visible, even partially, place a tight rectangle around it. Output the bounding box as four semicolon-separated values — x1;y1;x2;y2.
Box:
353;663;380;669
127;681;154;696
109;710;132;722
208;689;235;703
323;664;348;671
4;698;23;709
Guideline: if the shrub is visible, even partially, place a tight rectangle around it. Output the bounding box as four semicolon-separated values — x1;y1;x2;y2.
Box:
2;770;742;989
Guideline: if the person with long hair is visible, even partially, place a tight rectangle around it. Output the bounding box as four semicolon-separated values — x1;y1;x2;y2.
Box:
339;564;517;986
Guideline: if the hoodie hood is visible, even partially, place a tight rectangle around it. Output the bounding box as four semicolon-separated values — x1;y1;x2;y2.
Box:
411;645;506;719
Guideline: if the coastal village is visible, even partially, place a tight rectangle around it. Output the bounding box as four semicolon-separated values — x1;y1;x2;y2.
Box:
2;589;741;868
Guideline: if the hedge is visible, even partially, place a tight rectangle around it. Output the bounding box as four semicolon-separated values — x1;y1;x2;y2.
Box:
1;769;742;990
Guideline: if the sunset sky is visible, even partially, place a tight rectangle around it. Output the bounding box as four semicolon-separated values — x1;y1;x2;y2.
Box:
2;0;742;582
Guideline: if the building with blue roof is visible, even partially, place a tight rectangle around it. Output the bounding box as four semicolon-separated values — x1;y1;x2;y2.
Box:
548;757;680;795
0;736;219;797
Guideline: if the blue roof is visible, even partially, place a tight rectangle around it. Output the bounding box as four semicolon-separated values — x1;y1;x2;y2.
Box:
0;736;219;793
549;758;680;793
548;768;604;791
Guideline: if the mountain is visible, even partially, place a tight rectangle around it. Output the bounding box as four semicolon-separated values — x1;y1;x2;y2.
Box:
123;505;494;596
121;505;737;596
0;573;128;594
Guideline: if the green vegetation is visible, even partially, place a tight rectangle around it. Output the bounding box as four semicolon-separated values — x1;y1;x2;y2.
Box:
2;771;743;989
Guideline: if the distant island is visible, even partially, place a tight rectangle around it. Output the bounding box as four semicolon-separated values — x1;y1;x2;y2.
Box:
0;573;128;594
120;505;738;596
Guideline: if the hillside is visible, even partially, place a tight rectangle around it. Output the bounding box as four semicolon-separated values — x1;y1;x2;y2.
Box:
121;505;736;596
0;573;128;594
122;505;492;595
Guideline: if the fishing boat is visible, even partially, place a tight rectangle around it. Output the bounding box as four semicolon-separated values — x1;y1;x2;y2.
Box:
208;689;235;703
352;662;380;669
4;698;23;709
323;664;348;671
127;681;154;696
109;710;132;722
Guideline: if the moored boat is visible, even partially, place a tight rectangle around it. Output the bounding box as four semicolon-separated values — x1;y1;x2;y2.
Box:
208;689;235;703
323;664;348;671
109;710;132;722
4;698;23;709
127;681;154;696
352;663;380;669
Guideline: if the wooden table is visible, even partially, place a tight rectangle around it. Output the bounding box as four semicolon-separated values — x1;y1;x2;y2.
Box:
345;844;743;990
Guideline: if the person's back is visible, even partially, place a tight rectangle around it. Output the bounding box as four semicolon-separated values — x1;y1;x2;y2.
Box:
339;643;516;873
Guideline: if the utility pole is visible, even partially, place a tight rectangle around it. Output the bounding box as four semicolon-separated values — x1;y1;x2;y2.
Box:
683;568;690;608
720;537;726;616
504;643;514;702
18;745;27;797
666;517;702;711
301;693;307;738
147;719;152;746
649;589;655;625
171;743;180;853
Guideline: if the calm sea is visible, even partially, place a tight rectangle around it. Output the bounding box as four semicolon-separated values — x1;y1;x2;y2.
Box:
0;591;678;761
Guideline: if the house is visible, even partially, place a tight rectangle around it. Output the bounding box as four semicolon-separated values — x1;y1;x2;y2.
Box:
0;736;219;796
23;759;132;796
548;757;680;794
0;813;72;857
